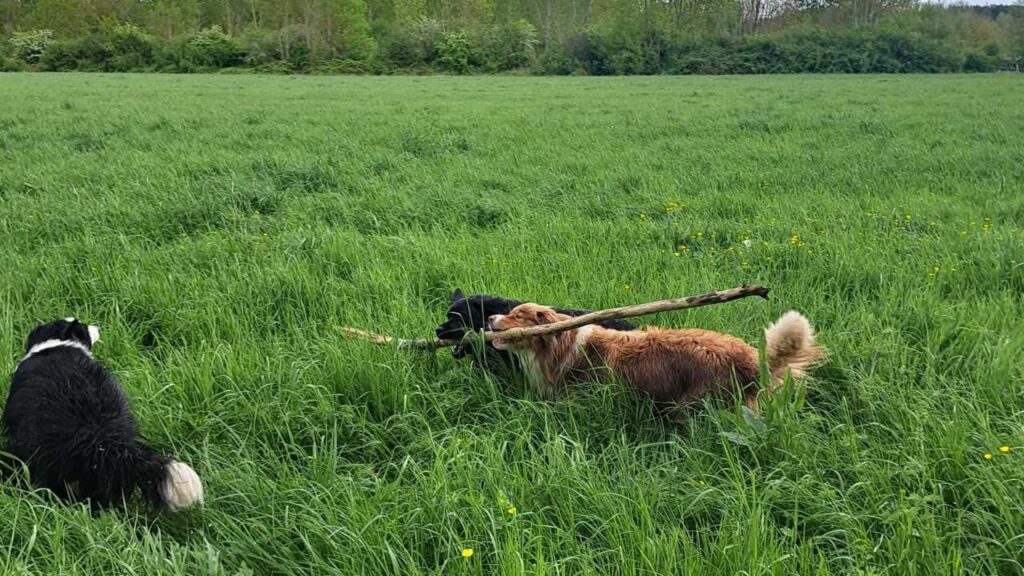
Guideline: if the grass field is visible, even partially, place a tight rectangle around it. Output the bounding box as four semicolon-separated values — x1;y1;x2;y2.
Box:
0;72;1022;575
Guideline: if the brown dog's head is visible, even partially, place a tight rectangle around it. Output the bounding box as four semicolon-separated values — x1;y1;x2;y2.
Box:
487;303;567;351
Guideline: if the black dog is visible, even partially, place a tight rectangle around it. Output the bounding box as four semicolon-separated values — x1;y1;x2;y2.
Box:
435;289;637;374
2;318;203;511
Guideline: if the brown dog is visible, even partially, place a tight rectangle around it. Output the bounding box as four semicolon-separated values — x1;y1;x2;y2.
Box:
488;304;824;410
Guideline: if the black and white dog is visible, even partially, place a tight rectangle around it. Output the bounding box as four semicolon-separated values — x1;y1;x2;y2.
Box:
435;289;637;374
2;318;203;511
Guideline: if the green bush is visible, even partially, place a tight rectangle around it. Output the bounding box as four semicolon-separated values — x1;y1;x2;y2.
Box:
484;19;538;71
185;26;241;69
3;16;1012;76
379;29;421;68
436;30;477;73
11;29;55;64
252;61;295;75
152;37;189;72
1;57;29;72
239;28;283;66
309;58;375;75
39;35;108;71
105;24;155;71
533;47;576;75
963;50;997;72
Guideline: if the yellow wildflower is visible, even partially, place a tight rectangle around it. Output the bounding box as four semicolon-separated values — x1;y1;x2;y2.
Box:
461;548;474;559
507;506;517;515
999;446;1010;453
984;453;993;460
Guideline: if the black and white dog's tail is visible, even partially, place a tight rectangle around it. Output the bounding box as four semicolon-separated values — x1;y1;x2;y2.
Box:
133;449;204;511
66;437;204;511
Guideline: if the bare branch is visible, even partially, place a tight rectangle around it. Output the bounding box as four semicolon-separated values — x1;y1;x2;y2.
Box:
339;327;459;350
339;284;770;350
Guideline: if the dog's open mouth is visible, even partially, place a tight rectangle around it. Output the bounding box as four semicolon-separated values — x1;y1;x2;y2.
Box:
487;324;510;350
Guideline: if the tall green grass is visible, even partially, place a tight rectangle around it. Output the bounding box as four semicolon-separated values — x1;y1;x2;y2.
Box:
0;73;1022;575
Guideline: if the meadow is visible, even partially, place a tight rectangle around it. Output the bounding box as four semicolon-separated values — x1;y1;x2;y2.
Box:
0;72;1022;575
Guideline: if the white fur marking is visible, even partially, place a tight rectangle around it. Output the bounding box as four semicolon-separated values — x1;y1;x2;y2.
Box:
64;317;76;323
764;310;820;382
489;315;508;349
88;325;100;344
21;339;92;362
161;461;204;511
512;348;551;399
574;325;593;349
556;325;593;377
764;311;812;354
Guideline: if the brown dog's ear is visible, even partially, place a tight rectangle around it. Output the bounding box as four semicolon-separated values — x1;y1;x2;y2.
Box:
451;288;465;304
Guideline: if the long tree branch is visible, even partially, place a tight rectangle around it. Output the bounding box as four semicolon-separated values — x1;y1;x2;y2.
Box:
340;284;769;350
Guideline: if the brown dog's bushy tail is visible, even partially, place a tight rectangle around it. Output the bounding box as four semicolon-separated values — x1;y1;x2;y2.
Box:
764;311;825;386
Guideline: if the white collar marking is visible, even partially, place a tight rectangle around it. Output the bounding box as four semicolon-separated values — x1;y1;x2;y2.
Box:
21;339;92;362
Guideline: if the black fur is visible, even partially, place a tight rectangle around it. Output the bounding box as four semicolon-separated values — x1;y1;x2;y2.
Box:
3;319;174;510
435;289;637;373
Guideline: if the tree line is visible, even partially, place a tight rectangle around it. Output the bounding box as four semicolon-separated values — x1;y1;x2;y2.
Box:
1;0;1021;74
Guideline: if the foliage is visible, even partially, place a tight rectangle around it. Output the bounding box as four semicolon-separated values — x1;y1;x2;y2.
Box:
483;19;538;71
309;58;375;74
435;30;477;73
237;27;283;66
37;34;107;71
379;17;442;68
105;24;156;71
184;26;240;70
10;29;55;64
2;0;1021;74
1;57;29;71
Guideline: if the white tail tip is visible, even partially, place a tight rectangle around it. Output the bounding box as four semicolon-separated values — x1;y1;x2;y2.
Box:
765;310;812;342
161;461;204;511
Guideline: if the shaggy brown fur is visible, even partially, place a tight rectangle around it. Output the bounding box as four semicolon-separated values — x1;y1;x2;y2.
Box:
489;304;824;410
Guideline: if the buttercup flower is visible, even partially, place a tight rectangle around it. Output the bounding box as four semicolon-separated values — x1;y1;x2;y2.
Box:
999;446;1010;453
507;506;517;515
983;453;993;460
461;548;474;559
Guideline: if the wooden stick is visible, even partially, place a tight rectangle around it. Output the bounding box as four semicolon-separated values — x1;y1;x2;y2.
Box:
339;327;459;350
339;284;769;350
